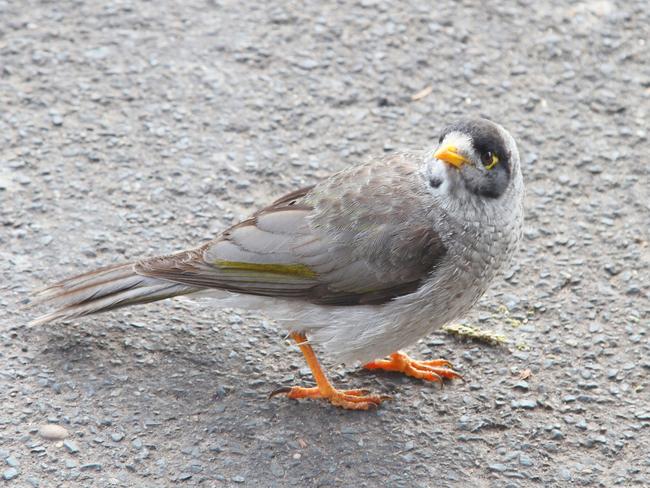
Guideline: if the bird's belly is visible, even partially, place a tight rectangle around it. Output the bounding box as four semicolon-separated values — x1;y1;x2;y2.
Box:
190;233;511;365
309;228;516;364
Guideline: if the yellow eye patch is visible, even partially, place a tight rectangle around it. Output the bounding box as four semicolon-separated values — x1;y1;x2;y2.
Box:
485;153;499;170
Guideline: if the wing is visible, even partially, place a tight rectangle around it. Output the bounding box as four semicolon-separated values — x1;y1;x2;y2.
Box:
136;154;447;306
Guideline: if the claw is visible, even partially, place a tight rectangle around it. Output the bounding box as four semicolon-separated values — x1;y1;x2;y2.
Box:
269;386;293;399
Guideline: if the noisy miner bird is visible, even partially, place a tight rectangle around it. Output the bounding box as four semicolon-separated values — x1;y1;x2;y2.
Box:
32;118;524;410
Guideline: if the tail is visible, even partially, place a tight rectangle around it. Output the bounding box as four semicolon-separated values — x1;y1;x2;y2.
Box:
30;262;199;326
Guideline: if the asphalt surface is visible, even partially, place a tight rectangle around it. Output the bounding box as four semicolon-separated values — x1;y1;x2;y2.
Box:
1;0;649;487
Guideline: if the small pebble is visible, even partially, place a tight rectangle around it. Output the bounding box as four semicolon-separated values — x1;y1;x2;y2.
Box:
38;424;68;440
3;468;19;480
519;454;533;466
511;399;537;409
514;381;529;390
5;456;19;468
63;440;79;454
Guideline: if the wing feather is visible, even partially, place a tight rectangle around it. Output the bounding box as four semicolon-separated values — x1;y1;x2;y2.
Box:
137;156;447;306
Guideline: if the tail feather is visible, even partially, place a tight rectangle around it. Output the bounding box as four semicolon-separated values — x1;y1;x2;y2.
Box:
31;262;198;326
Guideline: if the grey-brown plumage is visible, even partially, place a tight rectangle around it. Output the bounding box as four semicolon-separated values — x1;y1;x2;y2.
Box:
32;118;524;365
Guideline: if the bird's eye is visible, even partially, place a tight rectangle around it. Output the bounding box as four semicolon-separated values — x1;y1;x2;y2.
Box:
483;152;499;170
438;135;444;144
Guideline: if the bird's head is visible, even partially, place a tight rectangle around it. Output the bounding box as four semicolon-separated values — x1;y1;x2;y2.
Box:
428;118;520;200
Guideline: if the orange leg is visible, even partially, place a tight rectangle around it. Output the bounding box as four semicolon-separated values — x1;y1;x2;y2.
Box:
364;351;462;383
270;332;390;410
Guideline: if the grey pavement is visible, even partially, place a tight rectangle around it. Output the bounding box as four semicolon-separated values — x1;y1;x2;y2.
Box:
0;0;649;487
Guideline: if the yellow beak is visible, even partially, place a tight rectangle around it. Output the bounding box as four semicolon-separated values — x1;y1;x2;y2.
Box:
434;145;469;168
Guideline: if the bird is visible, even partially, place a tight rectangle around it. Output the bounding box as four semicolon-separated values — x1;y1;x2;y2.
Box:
32;118;524;410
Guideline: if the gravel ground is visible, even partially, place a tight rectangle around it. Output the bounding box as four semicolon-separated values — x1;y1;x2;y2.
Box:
1;0;649;487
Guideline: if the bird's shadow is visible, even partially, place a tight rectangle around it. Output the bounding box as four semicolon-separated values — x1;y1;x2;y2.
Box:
29;318;400;423
20;315;503;485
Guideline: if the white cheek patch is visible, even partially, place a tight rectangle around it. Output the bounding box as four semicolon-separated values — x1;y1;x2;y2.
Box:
425;159;453;195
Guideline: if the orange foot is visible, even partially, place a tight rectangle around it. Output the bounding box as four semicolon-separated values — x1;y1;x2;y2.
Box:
270;386;389;410
270;332;391;410
364;351;462;383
